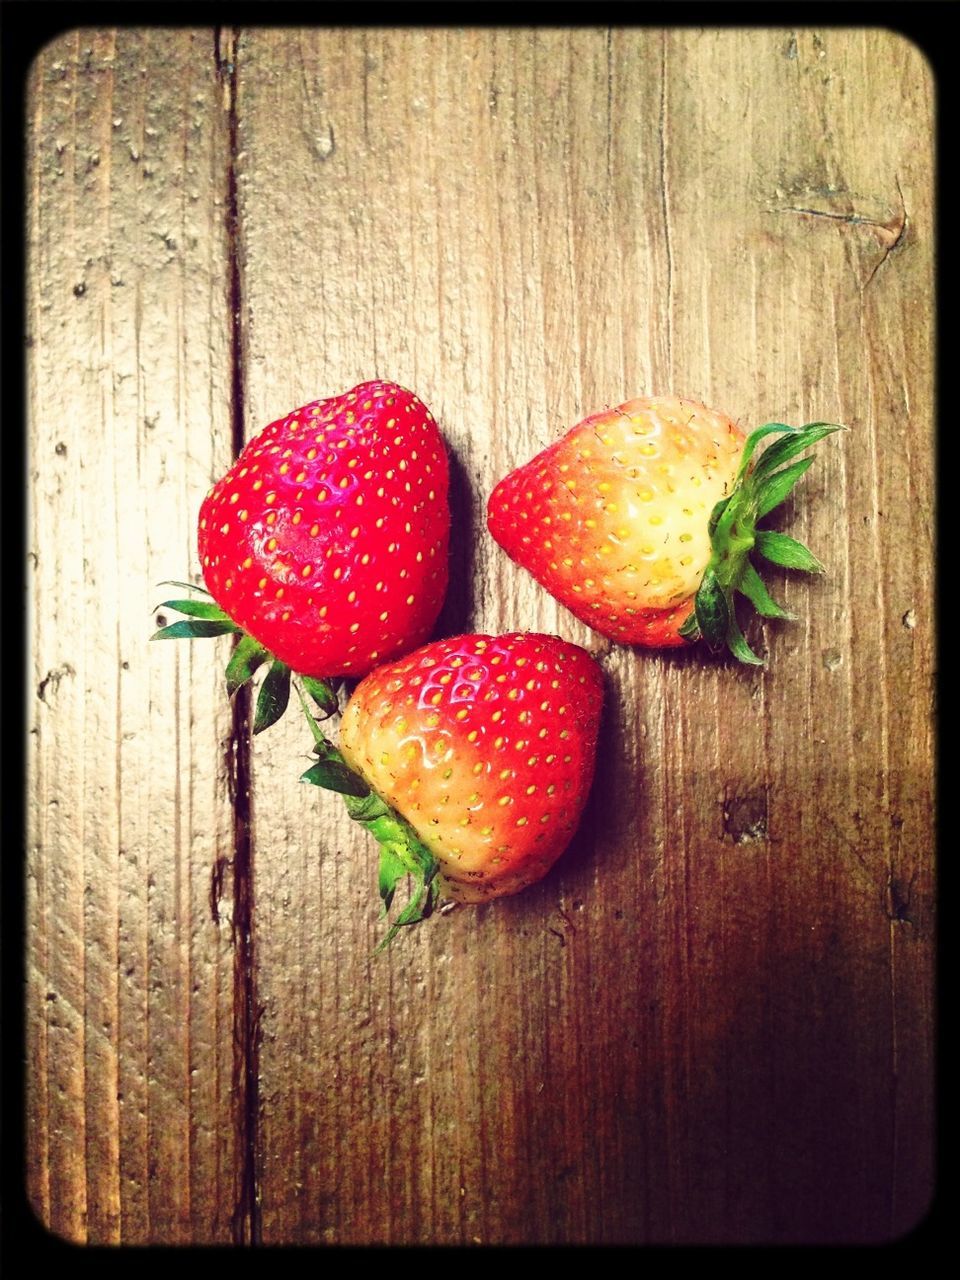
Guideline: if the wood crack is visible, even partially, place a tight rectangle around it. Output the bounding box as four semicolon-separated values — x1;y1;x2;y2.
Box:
216;24;262;1248
767;176;908;290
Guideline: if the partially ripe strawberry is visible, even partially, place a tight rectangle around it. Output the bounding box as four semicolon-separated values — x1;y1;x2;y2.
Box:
300;633;603;946
488;396;842;664
152;381;450;732
199;380;449;678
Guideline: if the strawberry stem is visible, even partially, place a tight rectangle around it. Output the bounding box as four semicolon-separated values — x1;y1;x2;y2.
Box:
150;584;338;732
679;421;844;664
294;686;441;952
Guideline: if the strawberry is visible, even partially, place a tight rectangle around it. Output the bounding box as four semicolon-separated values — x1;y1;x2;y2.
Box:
487;395;842;664
300;633;603;948
152;380;450;729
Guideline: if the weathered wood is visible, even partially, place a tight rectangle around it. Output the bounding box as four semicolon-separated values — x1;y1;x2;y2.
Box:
236;26;934;1244
26;25;934;1246
26;29;239;1243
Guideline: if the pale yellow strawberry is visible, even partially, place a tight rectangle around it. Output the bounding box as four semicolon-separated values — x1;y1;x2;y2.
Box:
488;396;746;646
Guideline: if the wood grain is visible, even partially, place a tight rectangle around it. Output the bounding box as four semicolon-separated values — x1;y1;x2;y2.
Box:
26;26;934;1245
26;29;239;1244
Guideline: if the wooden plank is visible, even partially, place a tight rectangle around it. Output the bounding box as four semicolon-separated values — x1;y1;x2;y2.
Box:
236;26;933;1245
26;29;239;1243
25;23;934;1247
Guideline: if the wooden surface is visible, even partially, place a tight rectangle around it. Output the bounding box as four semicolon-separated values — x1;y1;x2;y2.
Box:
26;27;935;1245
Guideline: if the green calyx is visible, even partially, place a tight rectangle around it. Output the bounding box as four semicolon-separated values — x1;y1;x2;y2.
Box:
296;687;441;953
150;579;339;733
678;421;844;665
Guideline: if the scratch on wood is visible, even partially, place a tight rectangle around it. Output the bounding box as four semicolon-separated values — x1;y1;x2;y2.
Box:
37;662;76;702
209;855;228;926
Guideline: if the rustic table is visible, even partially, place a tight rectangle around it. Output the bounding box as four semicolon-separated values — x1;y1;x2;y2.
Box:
25;26;934;1245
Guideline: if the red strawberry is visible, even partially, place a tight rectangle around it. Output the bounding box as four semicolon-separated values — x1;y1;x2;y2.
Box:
199;380;449;676
487;395;841;664
301;633;603;946
153;380;450;730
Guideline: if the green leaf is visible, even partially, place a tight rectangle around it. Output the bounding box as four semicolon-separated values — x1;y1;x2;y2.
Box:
755;456;815;518
157;579;212;596
225;633;271;695
734;423;795;484
253;659;291;734
156;597;234;622
707;495;732;538
754;530;825;573
376;874;440;952
692;417;841;665
343;790;393;823
694;567;730;651
725;610;765;666
736;562;794;619
752;423;842;481
300;759;370;797
373;853;440;955
151;618;240;640
677;609;701;642
301;675;339;718
377;843;408;912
